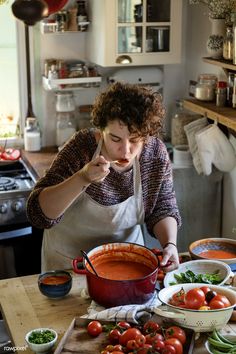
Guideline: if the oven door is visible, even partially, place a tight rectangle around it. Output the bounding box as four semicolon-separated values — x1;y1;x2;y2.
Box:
0;223;43;279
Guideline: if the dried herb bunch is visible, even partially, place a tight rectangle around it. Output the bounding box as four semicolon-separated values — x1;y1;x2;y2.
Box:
189;0;236;20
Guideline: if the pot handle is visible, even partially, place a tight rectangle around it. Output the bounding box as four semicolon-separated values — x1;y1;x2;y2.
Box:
72;256;87;275
153;306;186;319
151;248;172;268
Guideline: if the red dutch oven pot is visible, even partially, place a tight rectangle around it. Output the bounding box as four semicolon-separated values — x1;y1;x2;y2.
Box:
72;242;160;308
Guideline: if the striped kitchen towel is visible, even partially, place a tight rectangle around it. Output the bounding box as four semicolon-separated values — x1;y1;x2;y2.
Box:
80;291;162;324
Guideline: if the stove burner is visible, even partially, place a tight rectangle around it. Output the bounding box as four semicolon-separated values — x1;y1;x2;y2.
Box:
0;177;17;191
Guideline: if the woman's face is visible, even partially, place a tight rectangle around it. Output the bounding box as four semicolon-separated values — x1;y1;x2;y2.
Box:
101;120;144;167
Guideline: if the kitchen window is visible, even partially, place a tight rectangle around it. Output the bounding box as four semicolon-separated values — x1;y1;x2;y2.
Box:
0;1;26;147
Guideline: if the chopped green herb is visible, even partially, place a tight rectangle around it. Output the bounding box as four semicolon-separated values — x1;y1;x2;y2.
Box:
169;269;223;285
28;330;55;344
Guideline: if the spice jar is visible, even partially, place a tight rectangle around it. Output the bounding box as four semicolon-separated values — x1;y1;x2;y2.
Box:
216;81;227;107
171;100;199;146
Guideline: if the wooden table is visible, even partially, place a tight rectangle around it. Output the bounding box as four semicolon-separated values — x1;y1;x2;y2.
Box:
0;273;236;354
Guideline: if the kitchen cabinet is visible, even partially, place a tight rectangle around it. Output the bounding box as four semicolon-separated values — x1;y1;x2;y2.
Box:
86;0;183;67
184;57;236;132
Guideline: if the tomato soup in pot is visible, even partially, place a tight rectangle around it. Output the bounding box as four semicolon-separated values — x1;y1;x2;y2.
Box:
73;242;160;307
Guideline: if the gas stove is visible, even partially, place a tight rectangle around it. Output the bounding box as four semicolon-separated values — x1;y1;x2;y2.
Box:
0;160;35;226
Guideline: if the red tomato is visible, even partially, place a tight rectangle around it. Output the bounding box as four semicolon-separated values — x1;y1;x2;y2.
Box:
1;148;20;161
170;288;185;306
152;339;165;352
212;294;231;307
209;299;225;309
143;320;160;334
87;320;102;337
162;344;177;354
109;329;121;344
185;288;205;309
200;286;212;295
165;326;186;345
145;333;164;344
126;339;139;350
165;338;183;354
119;328;142;346
135;333;146;347
117;321;131;330
113;345;123;351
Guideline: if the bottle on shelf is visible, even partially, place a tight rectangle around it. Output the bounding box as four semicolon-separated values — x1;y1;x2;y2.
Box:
216;81;227;107
76;0;88;31
223;26;234;61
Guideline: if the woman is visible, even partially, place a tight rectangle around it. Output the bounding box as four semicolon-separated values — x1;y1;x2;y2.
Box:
27;82;181;272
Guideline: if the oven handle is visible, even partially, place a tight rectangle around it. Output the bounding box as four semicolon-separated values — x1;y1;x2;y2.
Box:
0;226;32;240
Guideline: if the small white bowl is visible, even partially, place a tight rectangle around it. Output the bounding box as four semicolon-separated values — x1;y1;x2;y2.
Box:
25;328;57;353
164;259;232;287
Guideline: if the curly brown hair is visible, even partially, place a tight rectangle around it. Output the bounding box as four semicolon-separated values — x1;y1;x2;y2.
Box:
91;82;165;138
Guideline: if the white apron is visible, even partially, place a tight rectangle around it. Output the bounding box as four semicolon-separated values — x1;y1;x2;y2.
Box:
42;138;145;271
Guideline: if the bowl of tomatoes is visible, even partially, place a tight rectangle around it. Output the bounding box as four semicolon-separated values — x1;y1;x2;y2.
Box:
155;283;236;332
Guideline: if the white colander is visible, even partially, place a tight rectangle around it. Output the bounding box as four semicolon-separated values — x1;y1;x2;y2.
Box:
155;283;236;332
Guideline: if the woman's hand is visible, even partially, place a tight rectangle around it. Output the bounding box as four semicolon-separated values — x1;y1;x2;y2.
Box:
160;243;179;272
79;155;110;184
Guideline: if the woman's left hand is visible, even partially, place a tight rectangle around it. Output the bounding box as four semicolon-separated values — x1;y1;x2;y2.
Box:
160;243;179;272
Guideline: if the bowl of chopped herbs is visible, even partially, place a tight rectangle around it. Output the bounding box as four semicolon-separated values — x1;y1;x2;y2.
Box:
25;328;57;353
163;259;232;287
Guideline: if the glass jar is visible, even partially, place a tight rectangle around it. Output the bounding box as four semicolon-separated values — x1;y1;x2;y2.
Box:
55;92;76;112
223;26;234;61
194;74;218;101
56;111;77;147
171;100;198;146
24;117;41;152
78;105;93;129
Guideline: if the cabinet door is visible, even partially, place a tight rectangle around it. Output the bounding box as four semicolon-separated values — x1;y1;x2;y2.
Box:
86;0;182;67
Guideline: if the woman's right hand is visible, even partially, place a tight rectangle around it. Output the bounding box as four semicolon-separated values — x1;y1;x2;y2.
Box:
79;155;110;185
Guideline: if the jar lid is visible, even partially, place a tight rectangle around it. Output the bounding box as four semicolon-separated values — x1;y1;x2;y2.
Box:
217;81;227;88
198;73;217;81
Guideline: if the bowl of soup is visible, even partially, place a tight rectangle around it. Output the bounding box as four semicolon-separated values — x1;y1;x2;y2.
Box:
72;242;160;308
38;270;72;299
189;238;236;264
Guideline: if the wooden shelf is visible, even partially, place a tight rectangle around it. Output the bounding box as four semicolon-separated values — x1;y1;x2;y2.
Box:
42;75;102;91
203;57;236;72
183;98;236;132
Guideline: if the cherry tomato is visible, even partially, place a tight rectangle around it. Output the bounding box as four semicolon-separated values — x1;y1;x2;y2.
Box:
101;351;110;354
212;294;231;307
117;321;131;330
185;288;205;309
152;339;165;352
119;328;142;346
113;345;123;351
200;286;212;295
170;288;185;306
104;344;114;351
109;329;121;344
209;299;225;309
145;333;164;344
142;320;160;334
162;344;177;354
165;338;183;354
126;339;139;350
165;326;186;345
135;333;146;347
87;320;102;337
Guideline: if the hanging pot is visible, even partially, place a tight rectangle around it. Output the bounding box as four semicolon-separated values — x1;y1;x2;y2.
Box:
11;0;49;26
43;0;69;15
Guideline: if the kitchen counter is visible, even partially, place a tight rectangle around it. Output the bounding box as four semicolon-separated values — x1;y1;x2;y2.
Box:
1;273;236;354
21;147;58;180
